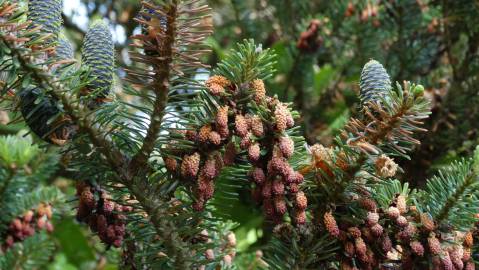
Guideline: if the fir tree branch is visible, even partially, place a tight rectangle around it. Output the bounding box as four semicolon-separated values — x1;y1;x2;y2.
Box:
0;34;126;176
128;1;178;176
125;179;190;269
435;169;476;226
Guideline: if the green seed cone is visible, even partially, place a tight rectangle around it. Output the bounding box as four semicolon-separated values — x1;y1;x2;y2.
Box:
81;20;114;99
359;60;391;104
27;0;63;40
56;37;74;60
20;87;75;145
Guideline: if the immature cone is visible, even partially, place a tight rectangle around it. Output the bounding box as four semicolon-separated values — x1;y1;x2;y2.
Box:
198;125;212;143
354;237;367;258
251;79;266;103
205;75;230;96
410;241;424;256
359;59;391;105
274;103;289;132
180;152;201;178
278;136;294;158
274;196;287;215
295;210;306;225
441;251;453;270
396;194;407;214
82;20;115;99
20;87;76;146
370;224;383;237
27;0;63;40
251;116;264;137
324;211;340;237
387;206;400;219
464;231;474;247
216;106;229;128
235;115;249;137
295;191;307;210
428;234;441;255
248;143;261;162
56;38;75;60
366;212;379;226
208;131;221;145
164;157;178;172
250;167;265;184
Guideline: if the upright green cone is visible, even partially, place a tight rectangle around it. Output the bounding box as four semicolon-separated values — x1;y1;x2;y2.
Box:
81;20;114;100
56;37;74;60
27;0;63;41
359;60;391;105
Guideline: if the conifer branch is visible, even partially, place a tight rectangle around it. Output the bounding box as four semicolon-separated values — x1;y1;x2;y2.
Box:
128;1;178;176
0;34;126;175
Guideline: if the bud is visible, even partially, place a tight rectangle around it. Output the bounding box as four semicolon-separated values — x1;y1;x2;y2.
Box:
227;232;236;247
274;103;289;132
250;167;265;185
272;179;285;195
413;84;425;97
208;131;221;145
278;136;294;158
205;75;230;96
181;152;201;178
370;224;383;237
248;143;261;162
449;247;464;270
387;206;400;219
410;241;424;256
381;235;392;253
464;231;474;247
198;125;212;143
465;261;475;270
344;241;355;257
396;215;408;227
251;79;266;103
347;227;361;238
205;248;215;260
274;196;287;215
216;106;229;128
324;211;340;237
223;254;233;266
396;195;407;214
240;134;252;150
203;158;218;179
366;212;379;226
359;198;377;212
164;157;178;172
463;247;471;261
23;210;34;223
295;191;307;210
262;181;272;198
289;183;299;193
428;234;441;255
235;114;249;137
354;237;367;257
80;189;96;209
441;251;453;270
250;115;264;137
295;210;306;225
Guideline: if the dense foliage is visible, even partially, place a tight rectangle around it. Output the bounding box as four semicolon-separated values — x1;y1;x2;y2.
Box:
1;0;479;269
